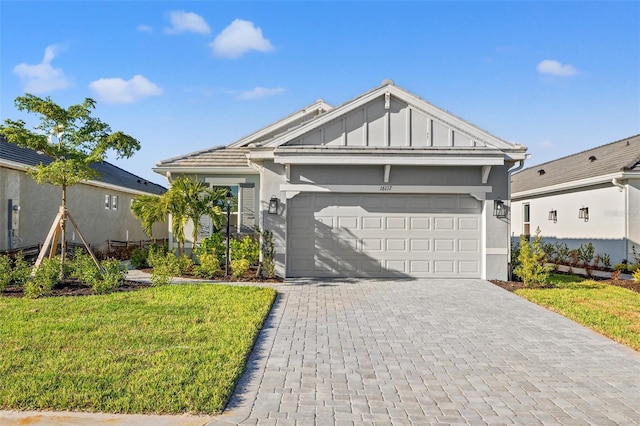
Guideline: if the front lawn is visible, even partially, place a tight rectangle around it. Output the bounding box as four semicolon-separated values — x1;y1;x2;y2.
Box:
515;278;640;351
0;284;276;415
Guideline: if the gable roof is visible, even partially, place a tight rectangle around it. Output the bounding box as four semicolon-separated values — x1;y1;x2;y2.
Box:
511;134;640;194
267;80;526;155
0;137;166;195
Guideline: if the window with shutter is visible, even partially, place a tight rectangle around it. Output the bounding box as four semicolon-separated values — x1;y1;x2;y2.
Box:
240;183;255;232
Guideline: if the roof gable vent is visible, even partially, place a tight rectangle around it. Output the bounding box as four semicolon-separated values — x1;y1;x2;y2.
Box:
589;155;597;162
538;169;546;176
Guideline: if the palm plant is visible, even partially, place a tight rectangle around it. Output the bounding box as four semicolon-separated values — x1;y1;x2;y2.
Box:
131;177;227;258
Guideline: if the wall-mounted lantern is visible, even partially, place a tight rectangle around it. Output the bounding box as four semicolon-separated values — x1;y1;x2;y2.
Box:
493;199;507;218
579;206;589;222
268;196;279;215
548;209;557;223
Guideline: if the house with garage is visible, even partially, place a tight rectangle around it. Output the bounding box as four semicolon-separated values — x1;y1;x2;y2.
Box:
511;134;640;265
0;136;168;252
154;80;528;280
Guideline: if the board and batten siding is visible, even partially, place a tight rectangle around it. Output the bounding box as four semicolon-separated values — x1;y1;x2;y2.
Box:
292;97;479;149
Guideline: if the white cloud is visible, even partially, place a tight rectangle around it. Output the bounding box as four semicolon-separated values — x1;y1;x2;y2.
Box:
13;45;72;94
137;24;153;33
237;86;285;100
164;11;210;35
89;75;162;104
210;19;274;59
536;59;577;77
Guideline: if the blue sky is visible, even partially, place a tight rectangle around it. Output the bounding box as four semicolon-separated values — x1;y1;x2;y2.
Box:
2;1;639;186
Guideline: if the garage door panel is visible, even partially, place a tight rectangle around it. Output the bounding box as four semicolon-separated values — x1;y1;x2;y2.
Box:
410;239;430;251
287;193;481;278
434;217;455;230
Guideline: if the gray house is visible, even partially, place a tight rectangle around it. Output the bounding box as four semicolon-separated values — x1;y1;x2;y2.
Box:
155;80;527;280
1;137;168;252
511;134;640;265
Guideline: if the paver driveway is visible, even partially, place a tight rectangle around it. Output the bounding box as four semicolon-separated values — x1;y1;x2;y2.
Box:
212;279;640;425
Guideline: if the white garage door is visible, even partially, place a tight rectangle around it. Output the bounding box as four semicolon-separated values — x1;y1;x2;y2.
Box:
287;193;482;278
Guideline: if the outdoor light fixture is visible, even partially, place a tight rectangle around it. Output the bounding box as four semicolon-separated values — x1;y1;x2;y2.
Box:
268;196;279;214
493;199;507;218
579;206;589;222
225;190;233;276
548;209;557;223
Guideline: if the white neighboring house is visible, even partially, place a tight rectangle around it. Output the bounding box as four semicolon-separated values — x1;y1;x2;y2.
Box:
511;134;640;265
155;80;528;280
0;136;168;252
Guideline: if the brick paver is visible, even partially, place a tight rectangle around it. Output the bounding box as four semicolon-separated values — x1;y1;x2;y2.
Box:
211;279;640;425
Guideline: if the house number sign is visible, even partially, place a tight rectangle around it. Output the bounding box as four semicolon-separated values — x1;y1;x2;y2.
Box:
379;185;393;191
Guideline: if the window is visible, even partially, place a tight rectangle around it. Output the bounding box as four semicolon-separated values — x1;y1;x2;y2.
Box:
112;195;119;210
105;194;111;210
523;203;530;237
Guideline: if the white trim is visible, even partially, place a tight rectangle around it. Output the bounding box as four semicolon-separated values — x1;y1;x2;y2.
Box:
512;172;639;199
280;183;492;198
486;248;508;255
274;154;505;166
153;166;257;175
204;177;246;185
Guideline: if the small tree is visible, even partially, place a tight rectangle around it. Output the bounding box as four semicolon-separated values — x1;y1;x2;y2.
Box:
131;176;227;258
0;94;140;277
513;228;551;287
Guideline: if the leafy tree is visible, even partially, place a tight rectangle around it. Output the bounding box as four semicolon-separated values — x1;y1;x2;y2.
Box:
0;94;140;276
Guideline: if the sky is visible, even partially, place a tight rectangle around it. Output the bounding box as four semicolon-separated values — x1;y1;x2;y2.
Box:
1;1;639;186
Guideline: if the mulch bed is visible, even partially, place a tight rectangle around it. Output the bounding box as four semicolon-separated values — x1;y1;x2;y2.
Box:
490;278;640;294
1;279;152;298
2;269;283;298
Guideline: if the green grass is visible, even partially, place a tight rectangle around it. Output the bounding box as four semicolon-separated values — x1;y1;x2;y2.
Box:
516;278;640;351
0;284;276;415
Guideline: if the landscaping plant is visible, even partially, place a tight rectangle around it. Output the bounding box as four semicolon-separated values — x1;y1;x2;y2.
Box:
25;257;61;298
231;258;250;278
0;256;11;291
261;229;275;279
513;228;551;287
130;247;150;269
193;252;220;279
230;235;260;266
11;253;31;287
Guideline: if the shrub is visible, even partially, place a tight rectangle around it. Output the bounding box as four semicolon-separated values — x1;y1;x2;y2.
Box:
11;253;31;286
93;259;126;294
176;254;193;276
0;256;11;291
541;242;555;263
613;263;630;274
578;242;595;268
261;230;275;279
513;228;551;287
197;234;226;265
231;259;250;278
130;247;150;269
194;253;220;279
147;245;167;268
69;249;101;284
25;258;60;298
554;242;570;265
230;235;259;265
150;251;180;286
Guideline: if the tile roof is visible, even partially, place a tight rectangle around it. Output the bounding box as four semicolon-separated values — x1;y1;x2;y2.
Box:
511;134;640;194
0;137;166;195
155;146;250;168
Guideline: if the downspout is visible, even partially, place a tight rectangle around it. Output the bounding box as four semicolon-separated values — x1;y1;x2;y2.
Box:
612;177;629;262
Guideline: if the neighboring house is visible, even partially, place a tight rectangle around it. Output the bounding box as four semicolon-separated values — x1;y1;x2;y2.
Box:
511;134;640;265
154;80;527;280
0;136;168;252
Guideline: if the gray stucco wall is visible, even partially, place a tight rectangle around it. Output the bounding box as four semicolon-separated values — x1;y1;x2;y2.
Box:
1;167;167;252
